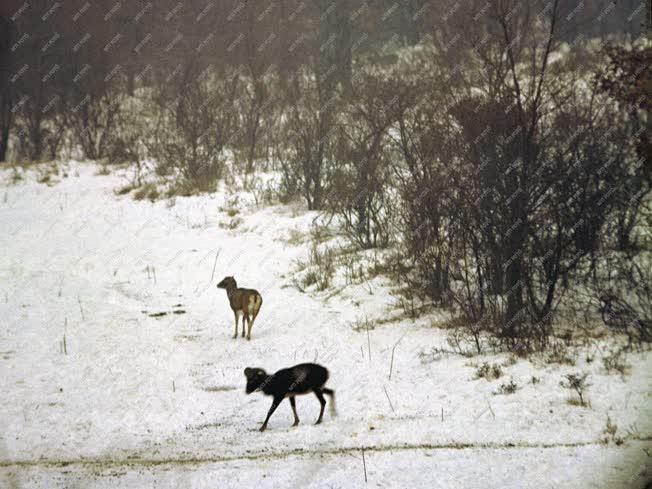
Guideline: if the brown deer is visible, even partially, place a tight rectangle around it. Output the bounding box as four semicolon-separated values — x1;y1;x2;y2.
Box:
216;276;263;340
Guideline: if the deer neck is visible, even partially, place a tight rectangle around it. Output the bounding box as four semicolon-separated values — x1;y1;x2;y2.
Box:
225;284;238;298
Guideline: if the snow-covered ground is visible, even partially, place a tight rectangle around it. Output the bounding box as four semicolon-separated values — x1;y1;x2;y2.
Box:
1;162;650;488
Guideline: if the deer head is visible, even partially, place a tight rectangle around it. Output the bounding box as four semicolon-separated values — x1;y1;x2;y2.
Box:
217;276;237;290
244;367;268;394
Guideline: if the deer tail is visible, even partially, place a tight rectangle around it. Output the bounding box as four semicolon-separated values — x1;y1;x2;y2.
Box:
323;388;336;417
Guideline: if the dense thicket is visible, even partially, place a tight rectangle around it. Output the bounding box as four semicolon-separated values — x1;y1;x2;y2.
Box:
0;0;648;346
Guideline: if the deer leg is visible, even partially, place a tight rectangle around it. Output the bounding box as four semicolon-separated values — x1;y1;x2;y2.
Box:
313;388;326;424
246;297;258;341
260;395;283;432
289;396;300;426
242;314;249;338
233;312;239;339
247;314;256;341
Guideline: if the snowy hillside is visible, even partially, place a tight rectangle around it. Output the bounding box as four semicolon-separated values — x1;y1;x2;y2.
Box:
1;161;650;488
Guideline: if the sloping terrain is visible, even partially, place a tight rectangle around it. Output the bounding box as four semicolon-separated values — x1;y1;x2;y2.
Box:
1;162;650;488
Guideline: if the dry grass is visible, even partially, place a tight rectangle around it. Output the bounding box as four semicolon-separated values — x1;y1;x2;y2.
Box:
544;340;577;366
494;378;518;395
96;165;111;176
473;362;504;381
350;315;376;333
285;228;306;246
133;183;160;201
115;184;136;195
218;217;243;230
602;348;631;375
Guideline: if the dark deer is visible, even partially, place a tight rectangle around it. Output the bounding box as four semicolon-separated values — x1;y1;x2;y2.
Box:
217;276;263;340
244;363;336;432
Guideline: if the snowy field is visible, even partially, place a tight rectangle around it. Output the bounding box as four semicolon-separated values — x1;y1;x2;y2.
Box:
1;161;650;488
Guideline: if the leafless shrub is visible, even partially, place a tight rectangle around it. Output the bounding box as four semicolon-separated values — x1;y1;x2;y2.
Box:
340;251;366;285
133;183;159;202
602;348;630;376
70;92;124;160
280;63;341;210
474;362;503;381
218;217;243;230
560;373;591;407
380;2;649;357
495;379;518;395
150;65;237;193
351;315;375;333
598;291;651;350
298;242;335;291
602;415;624;445
328;71;396;249
545;340;577;366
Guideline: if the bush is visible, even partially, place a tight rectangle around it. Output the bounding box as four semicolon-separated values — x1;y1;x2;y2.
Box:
560;373;591;407
495;379;518;395
474;362;503;381
280;64;341;210
296;242;335;292
601;416;624;445
133;183;159;202
388;5;649;354
327;71;396;249
602;348;630;375
351;315;375;333
150;66;237;192
545;340;577;366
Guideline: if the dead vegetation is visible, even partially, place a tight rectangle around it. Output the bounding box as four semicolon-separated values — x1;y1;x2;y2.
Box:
561;373;591;407
473;362;504;381
133;183;160;202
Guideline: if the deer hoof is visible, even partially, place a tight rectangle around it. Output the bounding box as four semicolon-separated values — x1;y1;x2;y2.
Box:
247;336;251;341
232;334;237;339
259;425;267;432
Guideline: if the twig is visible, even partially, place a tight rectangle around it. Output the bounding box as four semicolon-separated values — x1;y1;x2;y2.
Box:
486;399;495;419
441;407;444;422
366;320;371;362
383;385;395;413
210;250;220;283
473;408;488;423
388;333;406;380
361;448;368;483
173;380;176;392
63;334;67;355
77;296;85;321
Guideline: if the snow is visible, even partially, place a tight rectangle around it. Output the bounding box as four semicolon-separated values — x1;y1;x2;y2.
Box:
1;161;650;488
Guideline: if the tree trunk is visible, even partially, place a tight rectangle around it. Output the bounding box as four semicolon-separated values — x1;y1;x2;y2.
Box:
502;189;527;338
0;16;12;162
